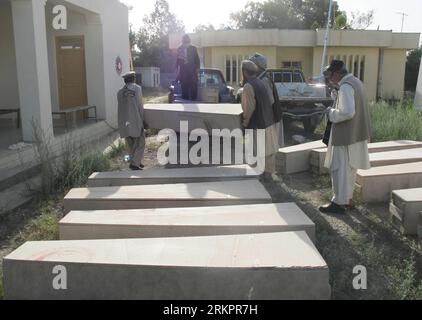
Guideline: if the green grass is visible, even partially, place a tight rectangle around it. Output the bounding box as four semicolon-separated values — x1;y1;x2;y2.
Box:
16;202;61;243
370;101;422;142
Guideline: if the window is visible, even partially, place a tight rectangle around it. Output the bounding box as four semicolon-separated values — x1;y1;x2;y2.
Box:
282;72;292;83
225;56;231;83
359;56;365;82
225;54;251;84
232;55;237;84
282;61;302;69
273;72;283;83
293;72;304;83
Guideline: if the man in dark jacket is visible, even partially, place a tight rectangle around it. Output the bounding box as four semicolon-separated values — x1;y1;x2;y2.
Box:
176;35;200;100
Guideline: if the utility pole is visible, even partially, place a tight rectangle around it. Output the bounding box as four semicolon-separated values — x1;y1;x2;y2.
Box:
396;12;408;32
320;0;334;75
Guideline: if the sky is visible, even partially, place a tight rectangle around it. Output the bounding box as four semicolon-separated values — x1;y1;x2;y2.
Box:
123;0;422;40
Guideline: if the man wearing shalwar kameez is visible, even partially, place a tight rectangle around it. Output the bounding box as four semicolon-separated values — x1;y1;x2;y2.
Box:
320;60;371;215
117;72;146;171
240;60;279;177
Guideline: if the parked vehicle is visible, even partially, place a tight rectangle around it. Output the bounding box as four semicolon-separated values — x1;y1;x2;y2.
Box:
237;69;333;133
169;69;236;104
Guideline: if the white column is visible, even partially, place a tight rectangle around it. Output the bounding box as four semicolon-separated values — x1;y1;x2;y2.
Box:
12;0;53;142
415;58;422;111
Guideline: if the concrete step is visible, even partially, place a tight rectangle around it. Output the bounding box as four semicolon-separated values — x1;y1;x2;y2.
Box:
88;165;260;187
64;180;272;212
59;203;316;242
276;140;326;174
144;103;243;132
3;231;331;300
311;141;422;175
389;188;422;235
356;162;422;203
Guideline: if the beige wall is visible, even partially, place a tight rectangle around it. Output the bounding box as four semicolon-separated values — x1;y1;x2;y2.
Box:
276;47;313;79
381;49;407;99
209;46;277;85
313;47;380;101
0;1;19;111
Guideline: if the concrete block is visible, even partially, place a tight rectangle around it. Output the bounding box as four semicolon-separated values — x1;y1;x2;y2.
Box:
311;141;422;175
389;188;422;235
276;140;326;174
59;203;316;242
144;103;243;133
356;162;422;203
64;180;272;212
3;232;331;300
88;165;260;187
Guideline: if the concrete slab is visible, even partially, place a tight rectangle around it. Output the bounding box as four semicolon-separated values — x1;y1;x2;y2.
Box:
356;162;422;203
88;165;260;187
59;203;316;242
276;140;326;174
389;188;422;235
144;103;243;133
3;231;331;300
64;180;272;212
311;141;422;175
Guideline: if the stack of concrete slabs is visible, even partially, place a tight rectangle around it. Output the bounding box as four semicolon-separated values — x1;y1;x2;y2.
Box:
88;165;260;187
3;231;331;300
59;203;316;242
390;188;422;235
356;162;422;203
144;103;243;133
276;140;326;174
64;180;272;212
311;141;422;175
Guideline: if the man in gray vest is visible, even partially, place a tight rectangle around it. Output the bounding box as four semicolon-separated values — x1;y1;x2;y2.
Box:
320;60;371;214
241;60;278;177
249;53;285;148
117;71;146;171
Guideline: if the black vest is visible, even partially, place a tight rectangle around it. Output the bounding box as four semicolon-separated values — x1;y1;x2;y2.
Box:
247;77;275;130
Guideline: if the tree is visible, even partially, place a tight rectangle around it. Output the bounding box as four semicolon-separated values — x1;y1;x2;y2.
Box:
133;0;185;70
405;47;422;91
349;10;374;30
193;24;215;33
230;0;341;30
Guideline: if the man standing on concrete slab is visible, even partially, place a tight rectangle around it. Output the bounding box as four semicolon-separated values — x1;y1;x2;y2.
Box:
118;71;146;171
249;53;285;149
176;35;200;101
241;60;278;178
320;60;371;215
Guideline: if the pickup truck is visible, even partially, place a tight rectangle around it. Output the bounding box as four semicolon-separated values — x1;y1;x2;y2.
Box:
237;69;333;133
168;69;236;104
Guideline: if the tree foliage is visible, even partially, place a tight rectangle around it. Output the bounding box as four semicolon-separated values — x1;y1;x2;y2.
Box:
230;0;341;30
405;47;422;91
133;0;184;70
193;24;216;33
349;10;374;30
230;0;374;31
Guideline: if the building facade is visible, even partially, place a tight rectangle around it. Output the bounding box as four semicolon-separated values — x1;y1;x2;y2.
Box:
0;0;130;142
170;29;420;101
